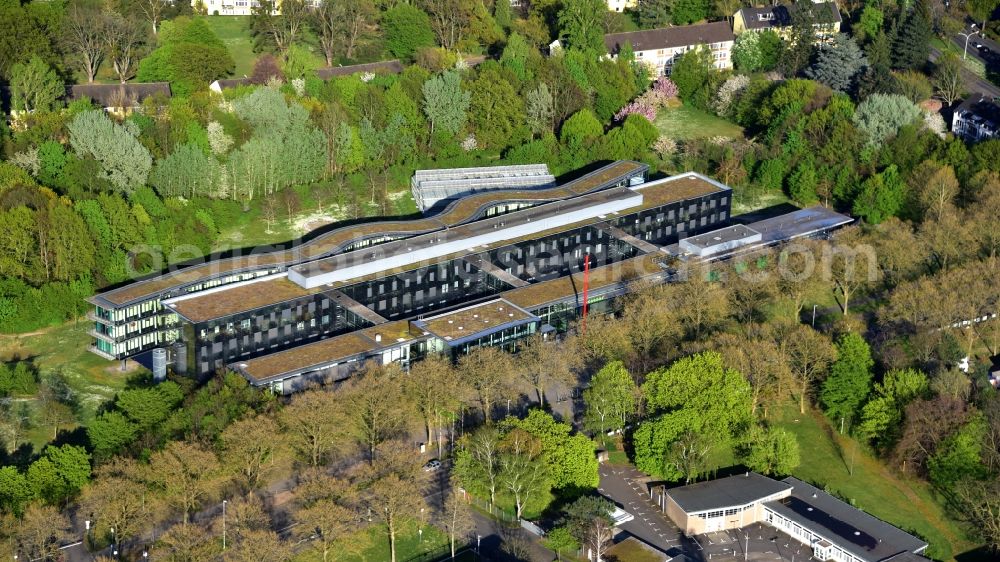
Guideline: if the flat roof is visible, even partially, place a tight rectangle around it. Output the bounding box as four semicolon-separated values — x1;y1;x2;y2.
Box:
766;478;927;562
415;299;536;343
166;275;320;323
681;225;761;249
149;174;726;324
236;332;377;384
738;206;854;244
287;187;644;287
667;472;792;514
502;253;666;310
92;161;648;309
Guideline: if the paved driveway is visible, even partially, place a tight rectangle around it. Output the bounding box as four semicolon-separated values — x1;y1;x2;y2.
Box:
598;463;686;555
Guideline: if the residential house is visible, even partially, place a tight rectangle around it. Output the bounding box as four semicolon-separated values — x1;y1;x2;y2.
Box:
68;82;172;113
733;1;842;40
209;78;251;93
607;0;638;12
192;0;289;16
952;93;1000;142
604;21;735;75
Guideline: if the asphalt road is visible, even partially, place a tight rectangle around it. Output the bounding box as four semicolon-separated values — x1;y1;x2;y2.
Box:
946;23;1000;98
597;464;687;556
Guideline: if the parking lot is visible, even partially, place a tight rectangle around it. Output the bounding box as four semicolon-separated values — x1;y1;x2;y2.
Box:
693;523;817;562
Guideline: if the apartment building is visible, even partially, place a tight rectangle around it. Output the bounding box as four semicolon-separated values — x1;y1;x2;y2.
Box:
604;21;735;75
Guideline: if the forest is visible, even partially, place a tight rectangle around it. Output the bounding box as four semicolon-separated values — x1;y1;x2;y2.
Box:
1;0;1000;559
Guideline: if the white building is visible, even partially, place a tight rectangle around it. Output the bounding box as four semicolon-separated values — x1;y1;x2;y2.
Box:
604;21;735;75
607;0;638;12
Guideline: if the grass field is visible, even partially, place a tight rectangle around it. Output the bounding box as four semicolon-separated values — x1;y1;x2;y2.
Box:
0;320;133;450
772;402;976;561
654;103;744;141
200;16;257;77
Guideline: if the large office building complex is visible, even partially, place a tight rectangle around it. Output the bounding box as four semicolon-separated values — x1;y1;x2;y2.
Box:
88;161;850;392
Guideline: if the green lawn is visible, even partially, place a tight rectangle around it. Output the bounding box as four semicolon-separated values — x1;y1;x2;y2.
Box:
654;103;744;141
772;402;976;561
329;522;451;562
200;15;257;77
0;320;134;450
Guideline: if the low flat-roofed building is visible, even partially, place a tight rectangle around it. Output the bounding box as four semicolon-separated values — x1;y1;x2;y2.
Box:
414;298;540;356
679;224;762;257
411;164;557;213
663;473;929;562
764;477;929;562
665;472;793;535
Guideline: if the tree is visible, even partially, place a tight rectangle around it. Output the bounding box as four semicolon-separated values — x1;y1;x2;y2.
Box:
583;360;637;435
454;426;503;506
422;0;473;50
9;56;62;113
365;442;427;562
383;5;436;61
422;70;470;137
107;15;146;83
78;459;150;552
68;110;152;194
932;52;964;106
785;325;836;414
469;65;526;149
820;332;873;427
137;16;235;95
671;0;710;24
781;0;819;75
716;330;790;418
732;30;782;73
806;34;867;92
442;487;474;558
64;5;108;83
458;346;516;424
406;355;464;458
148;441;221;526
342;364;409;463
526;83;555;138
137;0;169;35
26;445;91;506
544;526;579;561
279;389;341;466
563;496;615;562
928;416;987;488
671;47;715;110
951;477;1000;553
499;428;549;518
787;160;819;205
638;0;671;28
738;426;801;476
87;411;138;460
852;165;905;224
312;0;376;64
251;0;308;59
221;414;283;493
14;504;71;561
505;410;599;495
853;93;921;146
558;0;607;55
293;474;359;562
516;335;581;407
892;0;932;70
151;523;218;561
0;466;32;516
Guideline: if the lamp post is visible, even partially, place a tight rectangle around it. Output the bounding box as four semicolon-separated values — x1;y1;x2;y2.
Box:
812;304;817;327
506;399;511;416
111;527;116;558
222;500;228;551
960;30;980;60
476;534;481;554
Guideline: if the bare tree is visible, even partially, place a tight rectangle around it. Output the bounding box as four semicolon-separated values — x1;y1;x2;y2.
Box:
499;428;548;519
405;354;466;457
458;346;516;424
251;0;310;60
137;0;168;34
14;504;71;561
516;334;582;407
342;363;410;463
107;15;146;84
148;441;223;526
312;0;377;64
785;324;836;413
221;414;285;493
365;441;427;562
79;458;152;551
64;5;108;83
278;389;342;467
442;487;475;559
421;0;472;50
950;477;1000;553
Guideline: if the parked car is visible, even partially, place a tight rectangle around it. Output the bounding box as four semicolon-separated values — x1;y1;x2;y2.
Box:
423;459;442;472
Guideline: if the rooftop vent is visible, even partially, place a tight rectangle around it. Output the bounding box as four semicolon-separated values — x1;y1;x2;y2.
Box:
374;333;382;343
